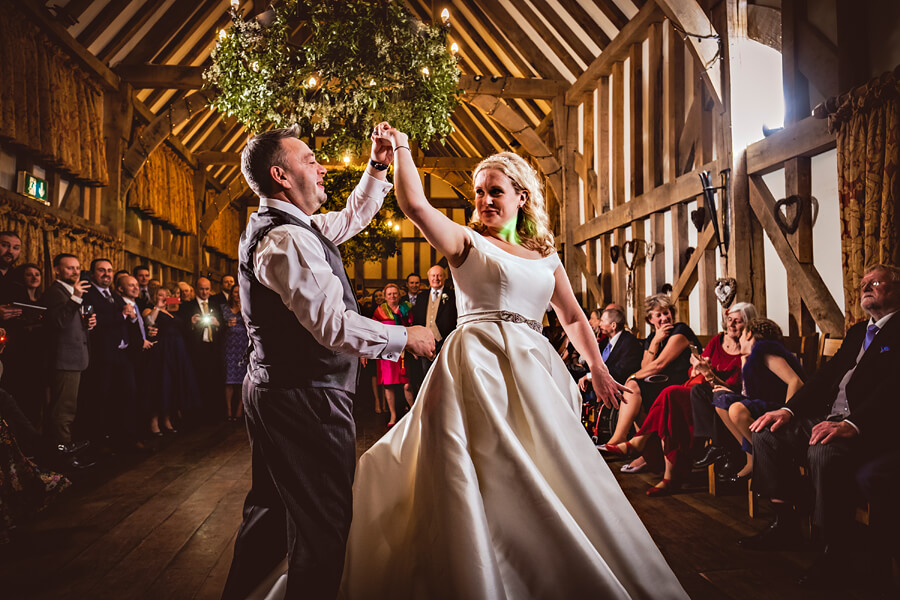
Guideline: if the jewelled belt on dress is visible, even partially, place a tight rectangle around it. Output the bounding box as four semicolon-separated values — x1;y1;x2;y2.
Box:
457;310;543;334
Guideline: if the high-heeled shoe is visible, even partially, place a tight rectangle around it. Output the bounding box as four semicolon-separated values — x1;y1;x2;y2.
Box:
599;441;634;456
646;478;680;497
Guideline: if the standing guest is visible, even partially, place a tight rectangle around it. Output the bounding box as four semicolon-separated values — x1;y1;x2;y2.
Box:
143;288;198;436
743;264;900;589
1;264;48;428
117;275;155;432
372;283;412;427
40;253;94;461
400;273;421;308
604;294;699;447
179;277;223;421
210;274;235;309
177;281;194;302
711;318;804;484
133;265;153;312
80;259;144;451
408;264;457;396
0;231;23;323
220;284;247;422
221;124;434;600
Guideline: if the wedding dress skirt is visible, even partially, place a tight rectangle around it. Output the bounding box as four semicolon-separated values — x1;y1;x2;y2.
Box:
338;229;688;599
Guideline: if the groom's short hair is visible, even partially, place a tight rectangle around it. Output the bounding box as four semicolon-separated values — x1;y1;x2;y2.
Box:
241;124;302;197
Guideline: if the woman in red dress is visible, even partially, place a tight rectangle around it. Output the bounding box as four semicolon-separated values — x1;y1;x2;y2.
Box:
371;283;412;427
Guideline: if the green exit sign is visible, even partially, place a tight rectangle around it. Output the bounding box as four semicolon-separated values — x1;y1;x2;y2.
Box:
17;171;50;205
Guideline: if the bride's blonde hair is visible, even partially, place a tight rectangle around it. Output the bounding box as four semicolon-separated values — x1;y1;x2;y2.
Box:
468;152;556;257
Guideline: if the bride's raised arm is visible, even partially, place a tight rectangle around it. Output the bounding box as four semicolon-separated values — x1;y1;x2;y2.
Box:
376;124;470;267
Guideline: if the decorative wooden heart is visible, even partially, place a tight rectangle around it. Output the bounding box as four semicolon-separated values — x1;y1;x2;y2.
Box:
690;208;706;231
774;195;802;234
610;245;620;264
715;277;737;308
623;239;638;270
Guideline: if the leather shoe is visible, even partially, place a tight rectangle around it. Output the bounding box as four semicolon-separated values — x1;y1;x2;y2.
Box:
64;456;97;470
716;453;745;478
693;445;725;469
738;515;801;551
57;440;90;455
717;470;751;485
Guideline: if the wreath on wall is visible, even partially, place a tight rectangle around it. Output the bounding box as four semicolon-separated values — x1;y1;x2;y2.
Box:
204;0;461;161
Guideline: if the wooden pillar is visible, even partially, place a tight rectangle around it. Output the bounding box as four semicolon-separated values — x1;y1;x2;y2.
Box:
611;62;627;309
193;168;206;280
597;76;612;304
554;95;582;301
102;82;133;266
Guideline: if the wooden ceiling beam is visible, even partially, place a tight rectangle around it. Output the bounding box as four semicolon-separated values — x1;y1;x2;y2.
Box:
566;0;664;104
500;0;583;76
154;0;224;64
121;1;201;65
655;0;723;106
77;0;140;50
527;0;597;66
594;0;630;31
555;0;612;48
97;0;161;63
446;0;536;77
460;75;567;99
115;65;206;89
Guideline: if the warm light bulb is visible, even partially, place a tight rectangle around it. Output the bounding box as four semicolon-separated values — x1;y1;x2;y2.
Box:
441;8;450;23
250;61;259;72
393;224;400;232
421;66;430;77
218;29;227;40
343;155;350;164
369;79;376;86
308;76;317;86
450;42;459;54
386;220;393;227
230;0;239;9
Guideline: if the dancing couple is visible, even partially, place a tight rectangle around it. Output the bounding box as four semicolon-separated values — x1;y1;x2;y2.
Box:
222;122;688;599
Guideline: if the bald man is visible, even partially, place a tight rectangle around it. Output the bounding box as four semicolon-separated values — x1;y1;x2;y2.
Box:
408;264;458;395
180;276;224;420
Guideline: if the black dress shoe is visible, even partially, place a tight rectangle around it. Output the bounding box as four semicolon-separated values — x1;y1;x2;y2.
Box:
716;453;746;478
162;427;178;435
57;440;90;455
718;471;751;485
65;456;97;470
738;515;801;551
796;547;848;588
693;445;725;469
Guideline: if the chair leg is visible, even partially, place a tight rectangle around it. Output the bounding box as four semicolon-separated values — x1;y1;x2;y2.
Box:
708;463;717;496
748;477;757;518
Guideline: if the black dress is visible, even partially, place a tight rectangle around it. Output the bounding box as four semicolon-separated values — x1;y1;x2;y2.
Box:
144;311;200;417
637;322;701;410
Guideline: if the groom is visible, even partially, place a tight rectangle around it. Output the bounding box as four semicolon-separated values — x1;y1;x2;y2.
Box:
222;125;435;600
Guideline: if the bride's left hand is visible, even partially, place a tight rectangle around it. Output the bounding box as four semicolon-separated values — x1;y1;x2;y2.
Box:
370;122;397;165
591;367;630;410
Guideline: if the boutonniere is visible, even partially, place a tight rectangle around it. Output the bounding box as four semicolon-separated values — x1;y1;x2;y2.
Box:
441;293;449;304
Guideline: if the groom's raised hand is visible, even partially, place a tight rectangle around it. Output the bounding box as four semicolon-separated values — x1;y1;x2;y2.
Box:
370;121;395;170
405;325;436;360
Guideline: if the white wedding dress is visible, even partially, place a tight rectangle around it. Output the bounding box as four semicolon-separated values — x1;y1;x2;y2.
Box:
338;228;688;599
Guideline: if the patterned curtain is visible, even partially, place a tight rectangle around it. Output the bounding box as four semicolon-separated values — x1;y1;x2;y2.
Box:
205;202;241;259
0;0;108;186
127;143;197;235
828;67;900;329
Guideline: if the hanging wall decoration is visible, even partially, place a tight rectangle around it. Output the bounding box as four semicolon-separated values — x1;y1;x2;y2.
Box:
204;0;461;160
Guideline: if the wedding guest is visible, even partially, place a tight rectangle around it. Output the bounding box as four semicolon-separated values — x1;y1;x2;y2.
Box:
742;264;900;589
0;231;23;322
372;283;412;427
401;273;421;308
211;274;235;309
408;264;457;396
180;277;223;420
133;265;153;312
221;284;247;422
143;288;199;436
604;293;699;447
41;254;94;460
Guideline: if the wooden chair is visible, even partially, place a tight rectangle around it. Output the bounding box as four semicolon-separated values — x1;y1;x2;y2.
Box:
817;334;843;370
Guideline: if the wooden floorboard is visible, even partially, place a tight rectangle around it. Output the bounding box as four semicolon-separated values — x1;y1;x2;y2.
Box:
0;399;888;599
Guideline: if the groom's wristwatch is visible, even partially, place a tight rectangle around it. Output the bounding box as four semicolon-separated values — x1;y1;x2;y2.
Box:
369;159;389;171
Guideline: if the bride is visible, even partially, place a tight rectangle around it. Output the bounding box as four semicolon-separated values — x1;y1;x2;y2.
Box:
334;123;689;599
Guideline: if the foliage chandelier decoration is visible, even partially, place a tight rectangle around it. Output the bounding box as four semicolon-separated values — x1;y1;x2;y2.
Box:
204;0;462;161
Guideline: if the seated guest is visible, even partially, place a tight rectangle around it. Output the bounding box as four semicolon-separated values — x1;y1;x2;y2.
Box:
603;293;700;447
579;306;643;385
221;284;247;422
711;318;804;484
371;283;412;427
692;302;758;471
597;305;747;495
741;264;900;589
143;287;199;435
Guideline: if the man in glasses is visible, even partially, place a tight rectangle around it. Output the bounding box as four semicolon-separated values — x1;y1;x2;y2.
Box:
741;263;900;592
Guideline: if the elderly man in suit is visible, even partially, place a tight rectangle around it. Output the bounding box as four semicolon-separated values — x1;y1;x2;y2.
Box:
407;264;457;396
41;253;95;459
578;306;643;390
742;263;900;589
180;276;223;420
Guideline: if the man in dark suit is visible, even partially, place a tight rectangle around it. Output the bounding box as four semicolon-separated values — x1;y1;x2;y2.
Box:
408;264;457;396
80;258;144;451
578;306;642;389
133;265;153;312
41;253;94;458
222;125;434;600
400;272;421;309
742;263;900;589
209;274;235;309
179;276;223;421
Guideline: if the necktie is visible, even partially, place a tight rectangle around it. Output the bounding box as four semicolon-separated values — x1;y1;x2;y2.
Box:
102;288;113;302
601;343;612;362
432;290;439;302
135;306;146;340
863;323;879;351
202;300;213;342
